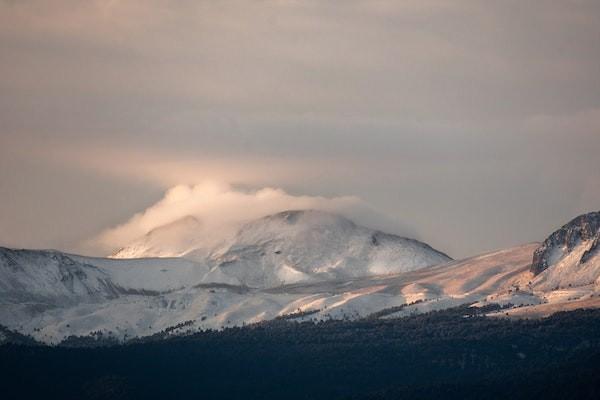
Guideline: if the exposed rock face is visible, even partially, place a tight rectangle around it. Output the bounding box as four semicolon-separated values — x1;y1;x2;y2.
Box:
531;211;600;275
581;236;599;264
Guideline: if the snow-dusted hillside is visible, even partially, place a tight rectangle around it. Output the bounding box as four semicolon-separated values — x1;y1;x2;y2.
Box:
530;211;600;291
0;210;454;342
202;210;451;287
0;243;534;344
0;248;120;305
0;247;211;300
111;216;206;259
483;211;600;317
109;210;451;287
2;211;600;344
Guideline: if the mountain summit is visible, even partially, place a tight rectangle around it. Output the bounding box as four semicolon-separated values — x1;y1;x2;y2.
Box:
530;211;600;291
111;216;205;259
203;210;451;287
111;209;451;287
1;211;600;343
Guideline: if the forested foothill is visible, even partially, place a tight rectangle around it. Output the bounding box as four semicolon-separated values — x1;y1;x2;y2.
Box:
1;305;599;400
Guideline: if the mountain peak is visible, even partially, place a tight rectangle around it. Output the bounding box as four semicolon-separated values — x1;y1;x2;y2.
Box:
531;211;600;275
111;215;203;259
207;209;451;287
249;209;356;229
109;208;451;288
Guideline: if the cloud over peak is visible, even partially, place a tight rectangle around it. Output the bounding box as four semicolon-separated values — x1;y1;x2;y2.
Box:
88;181;394;256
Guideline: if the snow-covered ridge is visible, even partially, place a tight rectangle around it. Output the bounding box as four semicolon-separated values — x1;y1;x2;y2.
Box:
530;211;600;292
0;242;540;344
0;247;211;299
202;210;451;287
531;211;599;275
0;210;450;308
109;210;451;287
0;248;117;304
1;210;600;344
111;216;205;259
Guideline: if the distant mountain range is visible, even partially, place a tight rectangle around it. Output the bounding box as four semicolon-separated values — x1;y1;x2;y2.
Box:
1;209;598;344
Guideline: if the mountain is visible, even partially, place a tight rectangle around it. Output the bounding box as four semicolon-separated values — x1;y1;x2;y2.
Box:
202;210;452;287
0;248;118;305
530;211;600;291
1;210;600;344
111;216;205;259
0;243;524;343
486;211;600;318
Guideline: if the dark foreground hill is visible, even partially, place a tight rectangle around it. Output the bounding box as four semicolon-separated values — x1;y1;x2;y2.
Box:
1;305;600;400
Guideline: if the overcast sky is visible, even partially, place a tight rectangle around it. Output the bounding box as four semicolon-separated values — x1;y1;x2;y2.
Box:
1;0;599;258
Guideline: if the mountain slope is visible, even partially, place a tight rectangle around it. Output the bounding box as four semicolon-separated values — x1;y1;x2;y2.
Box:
111;216;205;259
202;210;451;287
2;211;600;344
530;211;600;291
0;248;118;304
0;243;532;343
484;211;600;318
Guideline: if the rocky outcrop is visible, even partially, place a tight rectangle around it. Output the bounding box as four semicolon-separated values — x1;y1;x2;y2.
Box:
581;236;599;264
531;211;600;275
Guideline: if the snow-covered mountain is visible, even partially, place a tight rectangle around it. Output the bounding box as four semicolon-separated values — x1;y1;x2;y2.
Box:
486;211;600;318
1;210;599;344
0;249;118;305
109;210;451;287
0;243;525;343
111;216;206;259
0;248;210;300
529;211;600;291
202;210;451;287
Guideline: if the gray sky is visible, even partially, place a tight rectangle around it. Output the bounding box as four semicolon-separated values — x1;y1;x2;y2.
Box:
1;0;599;259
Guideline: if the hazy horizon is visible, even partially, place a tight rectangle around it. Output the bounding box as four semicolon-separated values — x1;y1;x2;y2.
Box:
1;1;599;259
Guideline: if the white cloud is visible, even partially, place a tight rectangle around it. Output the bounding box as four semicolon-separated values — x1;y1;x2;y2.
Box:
1;1;598;258
87;181;399;255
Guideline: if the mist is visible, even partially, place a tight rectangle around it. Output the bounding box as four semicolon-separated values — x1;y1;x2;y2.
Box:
0;1;599;258
88;181;416;257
